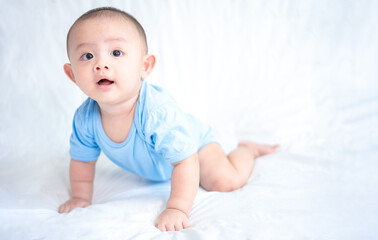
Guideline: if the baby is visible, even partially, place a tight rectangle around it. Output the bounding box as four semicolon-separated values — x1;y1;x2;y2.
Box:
58;7;279;232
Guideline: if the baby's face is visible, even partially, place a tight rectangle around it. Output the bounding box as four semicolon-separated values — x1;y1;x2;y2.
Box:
65;17;148;105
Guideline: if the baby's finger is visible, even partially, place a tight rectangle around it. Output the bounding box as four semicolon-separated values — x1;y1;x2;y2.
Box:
59;203;67;213
58;205;63;213
156;223;167;232
65;202;74;213
166;224;175;232
174;222;183;231
182;218;190;229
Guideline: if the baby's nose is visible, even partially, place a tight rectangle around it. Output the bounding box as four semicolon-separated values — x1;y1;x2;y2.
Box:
95;64;109;71
94;59;109;71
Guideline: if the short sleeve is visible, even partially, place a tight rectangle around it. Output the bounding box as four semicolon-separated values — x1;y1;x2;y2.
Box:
69;108;101;161
144;104;199;164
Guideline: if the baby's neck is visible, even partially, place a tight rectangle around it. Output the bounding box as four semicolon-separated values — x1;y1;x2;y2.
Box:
98;93;139;120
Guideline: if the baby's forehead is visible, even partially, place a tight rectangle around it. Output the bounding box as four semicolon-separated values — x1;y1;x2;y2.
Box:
68;17;138;46
66;11;148;56
72;15;136;36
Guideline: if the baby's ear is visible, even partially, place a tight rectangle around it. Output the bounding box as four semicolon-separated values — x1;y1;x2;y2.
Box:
141;54;156;79
63;63;76;83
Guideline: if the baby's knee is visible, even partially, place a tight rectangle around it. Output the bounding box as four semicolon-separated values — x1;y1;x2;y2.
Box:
203;176;244;192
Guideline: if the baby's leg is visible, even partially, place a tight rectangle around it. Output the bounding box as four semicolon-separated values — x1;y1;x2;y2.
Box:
198;141;279;192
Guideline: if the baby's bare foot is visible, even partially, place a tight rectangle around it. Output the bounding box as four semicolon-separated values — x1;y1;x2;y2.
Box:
238;141;280;158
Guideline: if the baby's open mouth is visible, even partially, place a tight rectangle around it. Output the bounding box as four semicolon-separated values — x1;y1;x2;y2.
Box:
97;79;114;85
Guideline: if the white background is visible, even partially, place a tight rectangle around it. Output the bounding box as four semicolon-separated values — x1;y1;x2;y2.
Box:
1;0;377;239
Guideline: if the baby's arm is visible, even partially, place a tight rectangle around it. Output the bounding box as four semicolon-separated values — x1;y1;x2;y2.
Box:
58;159;96;213
155;154;200;231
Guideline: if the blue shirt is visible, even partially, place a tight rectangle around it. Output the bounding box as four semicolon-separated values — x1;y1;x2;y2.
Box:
69;80;215;181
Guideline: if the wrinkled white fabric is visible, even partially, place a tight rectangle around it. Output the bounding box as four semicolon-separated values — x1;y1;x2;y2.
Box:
0;0;377;239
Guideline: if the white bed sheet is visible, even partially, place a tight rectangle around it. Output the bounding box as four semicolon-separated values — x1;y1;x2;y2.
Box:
1;0;377;239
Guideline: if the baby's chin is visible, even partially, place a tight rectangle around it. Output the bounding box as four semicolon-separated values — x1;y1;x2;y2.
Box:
94;93;139;107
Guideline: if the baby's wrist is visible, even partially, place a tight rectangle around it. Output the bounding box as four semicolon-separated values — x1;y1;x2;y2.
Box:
165;207;189;217
166;199;191;216
71;196;91;203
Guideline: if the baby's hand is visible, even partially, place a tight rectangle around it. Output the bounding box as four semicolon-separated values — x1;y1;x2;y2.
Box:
155;208;190;231
58;198;91;213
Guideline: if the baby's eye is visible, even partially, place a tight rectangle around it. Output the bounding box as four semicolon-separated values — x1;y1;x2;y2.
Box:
111;50;123;57
81;53;94;61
